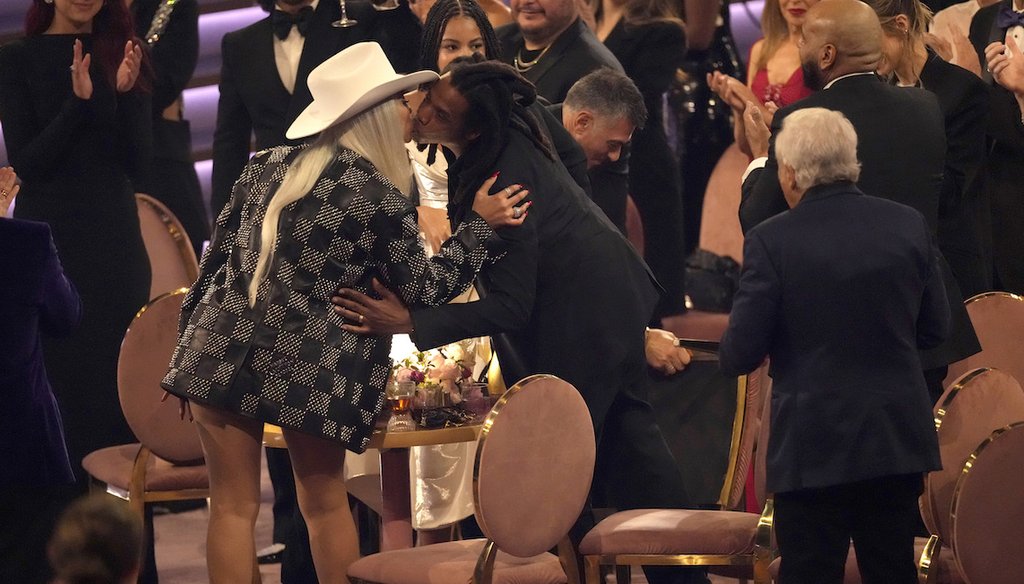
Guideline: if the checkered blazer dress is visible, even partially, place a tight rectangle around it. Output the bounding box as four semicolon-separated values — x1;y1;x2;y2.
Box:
162;145;501;451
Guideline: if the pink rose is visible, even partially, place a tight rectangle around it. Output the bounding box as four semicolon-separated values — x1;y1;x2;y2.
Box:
396;367;414;382
433;360;461;382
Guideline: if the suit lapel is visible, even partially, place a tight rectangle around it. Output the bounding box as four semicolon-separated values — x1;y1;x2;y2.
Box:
249;18;289;96
285;0;359;124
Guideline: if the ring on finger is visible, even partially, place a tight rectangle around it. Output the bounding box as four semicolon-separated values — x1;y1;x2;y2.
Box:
358;314;365;324
512;206;523;219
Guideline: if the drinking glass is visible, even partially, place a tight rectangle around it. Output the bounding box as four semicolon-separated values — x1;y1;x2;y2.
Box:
386;380;416;432
331;0;358;28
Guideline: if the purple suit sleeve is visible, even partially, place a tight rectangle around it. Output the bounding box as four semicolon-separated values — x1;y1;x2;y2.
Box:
38;231;82;338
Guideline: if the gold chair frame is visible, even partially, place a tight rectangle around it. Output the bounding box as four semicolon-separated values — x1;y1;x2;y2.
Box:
136;193;200;299
351;374;592;584
85;289;209;523
582;366;776;584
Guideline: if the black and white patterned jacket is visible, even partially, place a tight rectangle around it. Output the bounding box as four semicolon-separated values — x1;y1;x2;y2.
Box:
162;144;501;451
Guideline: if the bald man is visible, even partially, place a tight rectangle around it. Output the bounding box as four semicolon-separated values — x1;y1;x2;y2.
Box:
738;0;979;403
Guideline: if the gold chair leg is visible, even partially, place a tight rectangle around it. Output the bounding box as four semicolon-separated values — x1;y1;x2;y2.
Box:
918;534;942;584
583;556;601;584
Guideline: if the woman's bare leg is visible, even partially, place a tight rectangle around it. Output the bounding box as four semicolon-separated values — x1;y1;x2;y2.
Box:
282;428;359;584
192;403;264;584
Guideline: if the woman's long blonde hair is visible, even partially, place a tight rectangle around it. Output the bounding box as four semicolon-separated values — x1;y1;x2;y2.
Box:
248;98;412;305
755;0;790;72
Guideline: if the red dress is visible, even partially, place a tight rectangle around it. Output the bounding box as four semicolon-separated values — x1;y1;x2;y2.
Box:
750;66;814;108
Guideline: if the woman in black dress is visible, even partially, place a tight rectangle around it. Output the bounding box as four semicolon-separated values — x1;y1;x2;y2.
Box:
591;0;688;319
130;0;209;257
0;0;151;491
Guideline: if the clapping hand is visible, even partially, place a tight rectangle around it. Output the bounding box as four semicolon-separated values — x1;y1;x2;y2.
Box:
70;38;92;100
116;40;143;93
743;101;772;159
986;39;1024;95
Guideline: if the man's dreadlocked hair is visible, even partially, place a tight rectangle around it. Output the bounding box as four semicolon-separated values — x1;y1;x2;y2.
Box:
420;0;502;71
447;57;555;204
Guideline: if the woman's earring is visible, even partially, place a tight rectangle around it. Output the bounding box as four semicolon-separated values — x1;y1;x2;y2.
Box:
44;0;53;4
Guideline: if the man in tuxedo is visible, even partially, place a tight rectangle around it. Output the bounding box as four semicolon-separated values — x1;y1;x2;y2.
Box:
969;0;1024;293
210;1;420;578
495;0;622;104
720;107;948;584
738;0;979;403
210;0;421;217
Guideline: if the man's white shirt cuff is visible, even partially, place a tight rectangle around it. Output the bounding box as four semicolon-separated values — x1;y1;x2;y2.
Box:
742;157;768;184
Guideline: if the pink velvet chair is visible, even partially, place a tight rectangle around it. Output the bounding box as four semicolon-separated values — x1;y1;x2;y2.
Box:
948;421;1024;583
136;194;200;301
348;374;596;584
943;292;1024;388
81;289;209;521
579;360;775;584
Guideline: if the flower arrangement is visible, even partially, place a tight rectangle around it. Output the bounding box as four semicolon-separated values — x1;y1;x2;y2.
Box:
392;338;478;408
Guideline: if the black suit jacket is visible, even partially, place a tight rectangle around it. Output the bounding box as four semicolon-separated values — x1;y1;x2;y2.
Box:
210;0;421;216
969;1;1024;292
919;51;991;297
721;183;946;493
495;18;622;104
739;73;979;369
410;128;659;431
0;219;80;487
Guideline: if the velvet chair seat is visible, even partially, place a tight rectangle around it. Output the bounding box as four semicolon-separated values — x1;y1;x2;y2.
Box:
82;444;208;493
579;509;759;556
348;539;566;584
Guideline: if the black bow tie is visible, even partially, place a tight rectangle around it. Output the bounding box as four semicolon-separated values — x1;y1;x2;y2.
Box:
272;6;314;40
996;4;1024;29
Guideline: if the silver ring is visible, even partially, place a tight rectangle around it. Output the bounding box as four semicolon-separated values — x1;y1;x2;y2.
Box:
358;314;365;324
69;65;76;72
512;206;522;219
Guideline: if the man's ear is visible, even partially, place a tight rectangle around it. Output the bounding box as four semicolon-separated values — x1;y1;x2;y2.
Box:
820;43;837;71
570;110;593;137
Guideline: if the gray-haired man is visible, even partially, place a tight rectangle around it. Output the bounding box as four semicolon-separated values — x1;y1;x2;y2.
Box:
720;107;949;584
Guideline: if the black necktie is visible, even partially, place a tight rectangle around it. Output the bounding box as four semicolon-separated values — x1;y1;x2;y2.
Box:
272;6;314;40
996;4;1024;29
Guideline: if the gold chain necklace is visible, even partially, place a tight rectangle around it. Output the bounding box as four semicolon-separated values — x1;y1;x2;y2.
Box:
514;44;551;72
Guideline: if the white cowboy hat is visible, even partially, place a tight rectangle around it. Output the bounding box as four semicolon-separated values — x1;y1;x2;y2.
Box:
286;42;440;140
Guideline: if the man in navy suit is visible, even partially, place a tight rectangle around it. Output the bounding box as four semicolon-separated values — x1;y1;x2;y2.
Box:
0;167;82;584
720;109;947;584
210;1;420;575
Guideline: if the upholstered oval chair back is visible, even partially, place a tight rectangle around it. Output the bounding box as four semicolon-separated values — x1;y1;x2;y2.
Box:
473;374;595;558
722;359;770;510
944;292;1024;388
950;421;1024;584
136;194;199;301
117;289;204;464
923;368;1024;541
